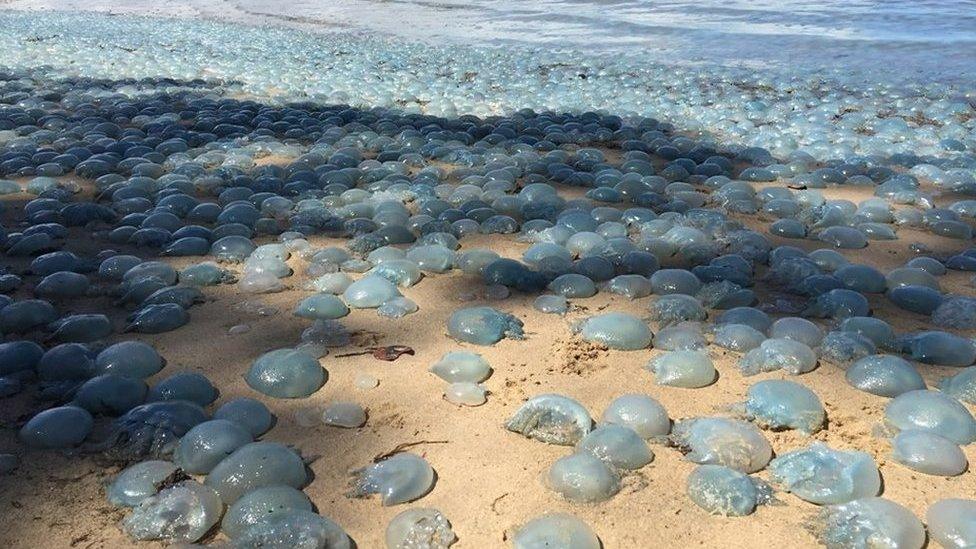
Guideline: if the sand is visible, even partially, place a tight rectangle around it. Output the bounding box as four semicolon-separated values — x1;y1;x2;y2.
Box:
0;163;974;549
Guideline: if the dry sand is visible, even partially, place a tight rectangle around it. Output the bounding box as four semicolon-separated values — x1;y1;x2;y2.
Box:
0;163;974;549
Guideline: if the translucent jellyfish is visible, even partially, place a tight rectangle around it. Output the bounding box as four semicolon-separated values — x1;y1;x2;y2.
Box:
715;307;772;332
839;317;897;351
533;294;568;314
768;443;880;505
233;510;350;549
104;400;209;459
370;259;423;288
0;340;43;376
122;480;223;543
37;342;94;381
447;306;524;345
884;390;976;444
212;398;274;437
653;323;707;351
768;317;824;348
206;442;307;504
650;269;702;295
648;294;707;326
577;424;652;469
19;405;93;448
174;419;254;474
141;286;205;309
221;485;312;539
579;312;651;350
744;380;825;434
349;453;435;506
124;303;189;333
246;348;325;399
932;296;976;330
607;274;653;299
927;499;976;549
180;261;236;286
343;275;402;308
819;498;924;549
48;314;112;346
686;464;771;517
886;267;941;292
549;273;597;298
148;372;219;407
711;323;766;352
385;507;456;549
903;331;976;366
820;331;877;365
547;452;620;503
803;289;870;319
211;235;256;262
819;226;868;249
739;338;818;376
378;297;419;318
506;394;593;445
512;513;600;549
35;271;89;299
940;367;976;404
307;272;354;294
293;294;349;320
647;351;716;388
406;245;456;273
322;402;367;427
670;418;772;473
107;460;179;507
73;374;148;416
0;299;57;333
601;394;670;438
887;285;943;315
444;382;487;406
846;355;925;398
430;351;492;383
891;430;967;476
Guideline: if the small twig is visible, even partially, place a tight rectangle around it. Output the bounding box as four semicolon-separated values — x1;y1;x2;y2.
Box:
491;492;509;515
372;440;449;462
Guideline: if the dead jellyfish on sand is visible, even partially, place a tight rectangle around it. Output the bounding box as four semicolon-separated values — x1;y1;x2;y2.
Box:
647;350;717;388
546;451;620;503
322;401;367;428
19;405;93;448
232;509;350;549
845;355;926;398
430;351;492;383
601;394;671;438
221;485;312;539
818;497;924;549
105;400;209;459
884;390;976;444
743;379;825;434
174;419;254;474
107;460;179;507
890;430;967;476
738;338;818;376
512;513;600;549
246;348;325;398
686;464;773;516
578;312;652;350
670;417;771;473
122;480;223;543
349;453;435;506
213;397;274;437
447;306;524;345
927;499;976;549
768;443;880;505
205;441;307;504
506;394;593;445
576;424;652;469
385;507;456;549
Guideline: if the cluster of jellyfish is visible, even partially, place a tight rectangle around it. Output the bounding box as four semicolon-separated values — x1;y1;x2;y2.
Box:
0;20;974;545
